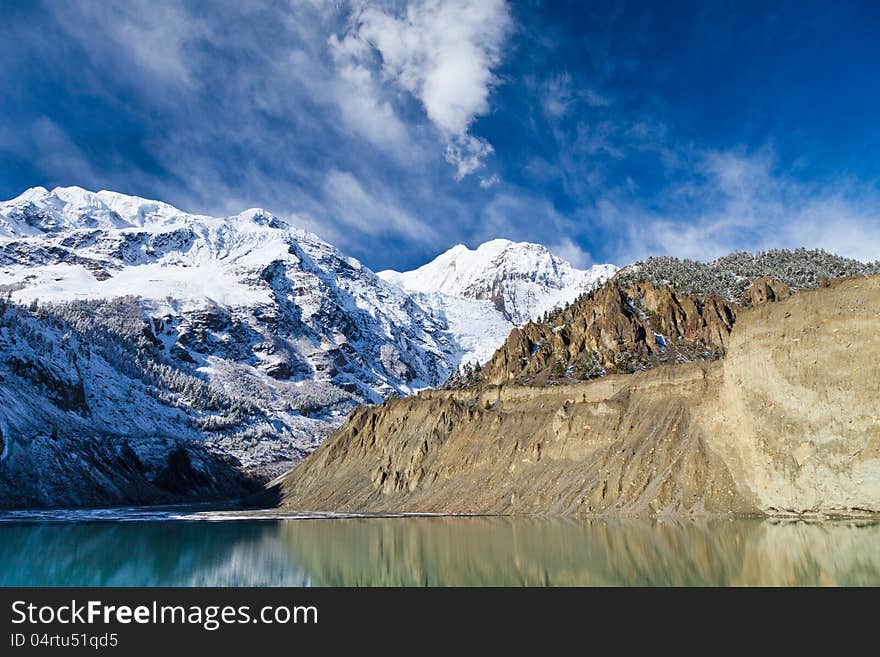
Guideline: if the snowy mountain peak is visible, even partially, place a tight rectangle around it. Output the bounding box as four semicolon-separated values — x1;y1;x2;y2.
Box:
7;185;50;204
0;187;306;243
91;188;203;228
0;185;203;237
233;208;289;228
379;239;617;325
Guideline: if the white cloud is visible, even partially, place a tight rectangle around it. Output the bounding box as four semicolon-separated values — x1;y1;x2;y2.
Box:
326;35;413;154
479;174;500;189
606;148;880;265
445;135;494;180
542;72;574;119
778;197;880;264
342;0;512;178
548;238;593;268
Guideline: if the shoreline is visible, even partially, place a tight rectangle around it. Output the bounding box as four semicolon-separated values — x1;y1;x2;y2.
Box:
1;504;877;524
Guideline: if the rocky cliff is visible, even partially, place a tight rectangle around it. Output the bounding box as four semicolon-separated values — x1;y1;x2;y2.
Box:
279;275;880;517
481;280;739;385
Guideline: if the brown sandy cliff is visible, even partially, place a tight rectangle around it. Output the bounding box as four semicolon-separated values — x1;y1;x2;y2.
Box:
279;276;880;517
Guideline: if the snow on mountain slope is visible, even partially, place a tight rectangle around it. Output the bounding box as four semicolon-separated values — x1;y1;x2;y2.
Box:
0;186;195;237
0;297;271;507
0;186;454;396
401;291;514;367
379;239;617;364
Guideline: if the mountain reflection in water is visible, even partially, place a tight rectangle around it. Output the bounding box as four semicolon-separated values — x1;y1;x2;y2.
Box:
0;515;878;586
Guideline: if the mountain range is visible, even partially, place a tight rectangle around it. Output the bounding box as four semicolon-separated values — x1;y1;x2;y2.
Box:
0;186;614;506
4;186;876;510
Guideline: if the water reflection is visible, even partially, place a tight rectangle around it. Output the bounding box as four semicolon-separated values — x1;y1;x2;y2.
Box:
0;515;878;586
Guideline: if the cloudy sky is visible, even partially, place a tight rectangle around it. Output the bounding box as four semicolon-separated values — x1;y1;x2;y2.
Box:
1;0;879;270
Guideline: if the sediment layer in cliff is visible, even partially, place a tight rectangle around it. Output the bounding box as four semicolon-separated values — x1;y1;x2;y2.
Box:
279;275;880;517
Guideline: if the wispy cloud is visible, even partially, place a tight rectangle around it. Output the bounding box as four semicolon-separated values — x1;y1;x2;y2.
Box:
547;237;594;268
341;0;512;179
2;1;877;273
604;148;880;264
326;32;414;155
323;169;436;243
0;117;104;190
0;0;486;264
540;72;611;121
48;0;205;88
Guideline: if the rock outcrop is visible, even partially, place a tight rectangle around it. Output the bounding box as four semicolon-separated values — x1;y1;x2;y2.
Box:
481;280;738;385
279;275;880;517
748;277;791;305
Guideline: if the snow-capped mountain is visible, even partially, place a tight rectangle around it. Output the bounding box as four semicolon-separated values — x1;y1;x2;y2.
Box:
0;186;454;399
380;239;617;324
379;239;617;364
0;186;615;507
0;186;461;504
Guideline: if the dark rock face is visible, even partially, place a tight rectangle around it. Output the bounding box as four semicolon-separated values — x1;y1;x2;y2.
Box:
153;445;212;495
748;277;791;305
6;357;89;415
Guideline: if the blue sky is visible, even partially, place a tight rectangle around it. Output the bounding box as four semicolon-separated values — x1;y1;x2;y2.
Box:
1;0;879;271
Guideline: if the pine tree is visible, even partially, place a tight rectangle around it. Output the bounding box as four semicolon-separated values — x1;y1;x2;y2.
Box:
462;362;474;386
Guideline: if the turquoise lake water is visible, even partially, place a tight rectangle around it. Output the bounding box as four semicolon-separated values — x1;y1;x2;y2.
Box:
1;509;878;586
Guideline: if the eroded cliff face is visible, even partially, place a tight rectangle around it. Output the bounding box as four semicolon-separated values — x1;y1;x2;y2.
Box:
280;276;880;517
704;275;879;514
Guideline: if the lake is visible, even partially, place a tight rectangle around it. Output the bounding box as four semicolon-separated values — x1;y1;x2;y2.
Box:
1;508;878;586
